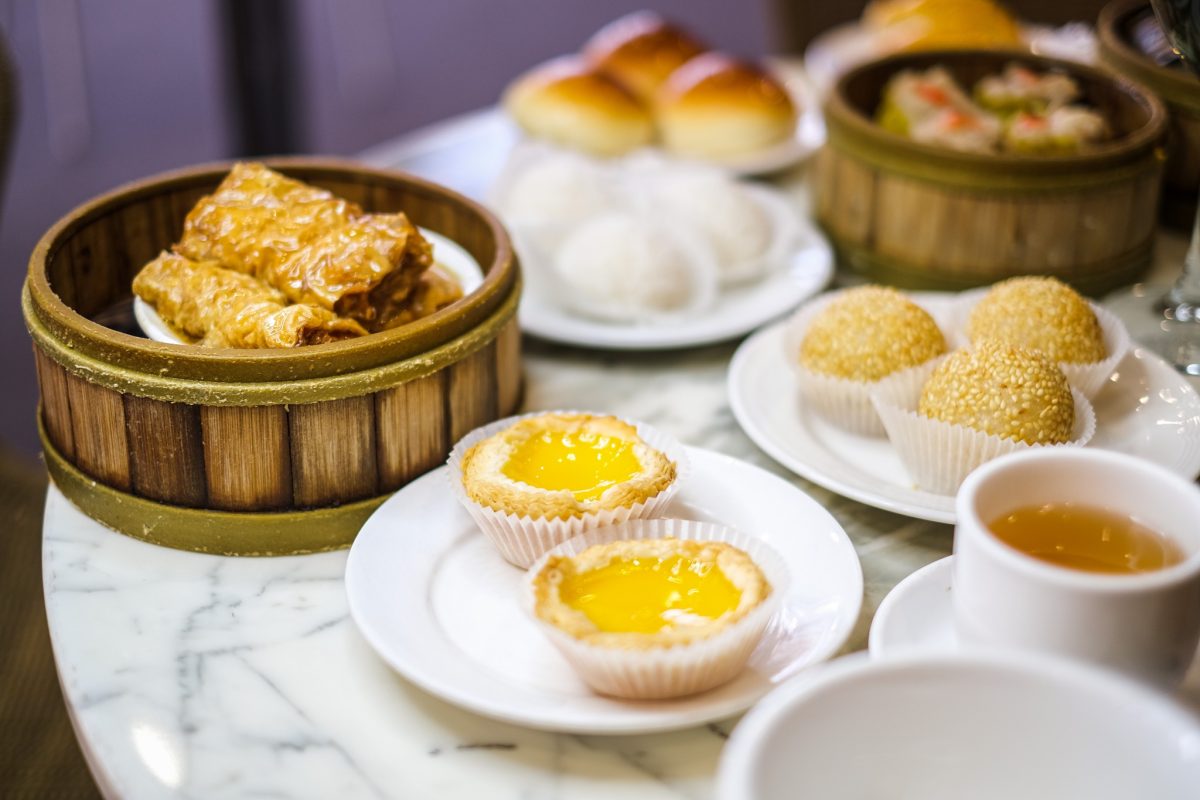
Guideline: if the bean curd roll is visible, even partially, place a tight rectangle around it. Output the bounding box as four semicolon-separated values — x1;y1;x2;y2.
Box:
274;212;434;324
132;252;367;348
176;162;434;325
176;162;361;277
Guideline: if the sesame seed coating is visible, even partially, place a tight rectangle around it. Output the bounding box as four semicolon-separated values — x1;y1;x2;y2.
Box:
967;276;1105;364
799;286;946;381
919;341;1074;445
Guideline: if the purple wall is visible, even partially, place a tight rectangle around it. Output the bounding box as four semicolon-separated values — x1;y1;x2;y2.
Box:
0;1;771;456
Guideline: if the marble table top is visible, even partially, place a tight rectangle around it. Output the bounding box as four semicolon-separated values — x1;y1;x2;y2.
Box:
43;107;1200;799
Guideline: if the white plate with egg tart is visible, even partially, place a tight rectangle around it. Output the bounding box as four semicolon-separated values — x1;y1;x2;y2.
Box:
134;228;486;345
345;446;862;734
728;301;1200;524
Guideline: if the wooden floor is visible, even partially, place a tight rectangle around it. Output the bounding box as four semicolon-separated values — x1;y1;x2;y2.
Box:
0;447;100;799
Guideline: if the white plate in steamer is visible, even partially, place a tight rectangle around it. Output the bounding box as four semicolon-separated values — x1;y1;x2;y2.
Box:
344;446;863;735
728;295;1200;524
517;215;833;351
133;229;486;345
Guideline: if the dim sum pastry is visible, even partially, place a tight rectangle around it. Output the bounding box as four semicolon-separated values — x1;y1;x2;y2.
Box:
1002;108;1109;155
503;56;655;156
176;162;361;279
656;53;797;159
273;212;434;324
877;67;993;140
177;163;433;325
132;252;366;348
375;265;464;330
550;212;718;322
645;165;775;285
909;107;1003;154
975;63;1081;116
582;11;707;103
493;146;617;226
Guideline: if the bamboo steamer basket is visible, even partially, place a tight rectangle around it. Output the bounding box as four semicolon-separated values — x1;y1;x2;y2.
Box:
1099;0;1200;231
814;49;1168;294
23;159;522;556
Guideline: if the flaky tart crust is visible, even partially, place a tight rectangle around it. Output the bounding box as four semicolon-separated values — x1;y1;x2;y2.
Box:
531;537;770;649
460;413;677;520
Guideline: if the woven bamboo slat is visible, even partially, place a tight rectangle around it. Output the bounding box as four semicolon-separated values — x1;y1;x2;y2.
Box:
24;159;522;555
816;49;1167;294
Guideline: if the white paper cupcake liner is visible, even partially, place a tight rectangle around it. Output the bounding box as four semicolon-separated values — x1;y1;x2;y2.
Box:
447;411;691;569
952;289;1131;400
871;367;1097;494
522;519;790;700
782;290;954;436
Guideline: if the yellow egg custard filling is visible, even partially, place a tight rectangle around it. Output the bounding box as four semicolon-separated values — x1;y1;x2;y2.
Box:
533;538;771;648
461;413;677;520
501;428;643;502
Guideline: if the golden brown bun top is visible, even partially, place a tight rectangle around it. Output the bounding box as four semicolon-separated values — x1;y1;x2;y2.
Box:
583;11;708;101
504;55;649;122
657;52;796;117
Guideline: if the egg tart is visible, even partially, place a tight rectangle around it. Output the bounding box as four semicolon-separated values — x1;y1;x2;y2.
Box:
524;520;787;699
449;412;687;568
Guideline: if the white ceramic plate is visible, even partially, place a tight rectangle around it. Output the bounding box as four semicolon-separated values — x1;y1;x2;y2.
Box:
728;306;1200;524
518;222;833;351
133;229;485;344
868;556;956;659
344;446;863;734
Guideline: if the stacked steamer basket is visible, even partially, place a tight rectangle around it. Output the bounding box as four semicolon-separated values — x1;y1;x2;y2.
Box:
1099;0;1200;231
23;159;521;556
814;50;1167;293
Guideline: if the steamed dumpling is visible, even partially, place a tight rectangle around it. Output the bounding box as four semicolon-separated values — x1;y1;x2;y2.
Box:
553;212;716;322
648;168;774;285
498;150;614;225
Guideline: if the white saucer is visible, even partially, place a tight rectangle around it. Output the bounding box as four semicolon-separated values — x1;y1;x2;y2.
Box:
518;223;833;351
728;309;1200;524
868;556;956;658
344;446;863;735
133;229;485;345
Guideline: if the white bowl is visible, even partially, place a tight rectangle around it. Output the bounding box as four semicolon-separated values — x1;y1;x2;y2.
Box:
718;652;1200;800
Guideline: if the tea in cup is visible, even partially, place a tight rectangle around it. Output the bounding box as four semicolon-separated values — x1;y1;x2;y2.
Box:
953;448;1200;686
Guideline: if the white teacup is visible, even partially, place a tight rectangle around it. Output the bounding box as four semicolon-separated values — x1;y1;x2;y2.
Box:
953;448;1200;686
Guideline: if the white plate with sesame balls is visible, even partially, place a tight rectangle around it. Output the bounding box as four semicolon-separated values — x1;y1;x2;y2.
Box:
728;294;1200;524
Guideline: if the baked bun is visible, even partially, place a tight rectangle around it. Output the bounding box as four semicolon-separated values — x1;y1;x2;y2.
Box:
583;11;707;102
503;56;655;156
656;52;797;159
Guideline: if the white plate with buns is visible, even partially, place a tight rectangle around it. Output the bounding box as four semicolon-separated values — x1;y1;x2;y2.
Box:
502;11;823;177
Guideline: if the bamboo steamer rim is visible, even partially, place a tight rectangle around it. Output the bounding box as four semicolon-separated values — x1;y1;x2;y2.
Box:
1097;0;1200;114
24;157;518;385
823;48;1168;182
25;277;519;405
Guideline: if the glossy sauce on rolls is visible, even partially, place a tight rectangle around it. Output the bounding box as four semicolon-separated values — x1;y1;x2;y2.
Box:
582;11;707;103
503;56;655;156
656;52;797;159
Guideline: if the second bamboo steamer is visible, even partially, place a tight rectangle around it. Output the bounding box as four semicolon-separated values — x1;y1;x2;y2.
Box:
814;49;1167;294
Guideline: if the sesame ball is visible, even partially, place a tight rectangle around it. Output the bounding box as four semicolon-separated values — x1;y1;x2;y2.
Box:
799;286;946;381
919;341;1074;445
967;276;1106;364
